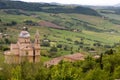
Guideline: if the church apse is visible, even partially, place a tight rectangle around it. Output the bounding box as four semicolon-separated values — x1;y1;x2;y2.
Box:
4;28;40;64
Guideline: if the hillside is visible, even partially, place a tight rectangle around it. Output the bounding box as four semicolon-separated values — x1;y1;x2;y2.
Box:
1;8;120;55
0;0;100;16
1;1;120;80
0;0;120;60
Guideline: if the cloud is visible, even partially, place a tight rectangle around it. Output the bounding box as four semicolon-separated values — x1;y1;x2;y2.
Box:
19;0;120;6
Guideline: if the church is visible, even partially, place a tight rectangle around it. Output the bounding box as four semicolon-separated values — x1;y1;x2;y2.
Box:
4;28;40;64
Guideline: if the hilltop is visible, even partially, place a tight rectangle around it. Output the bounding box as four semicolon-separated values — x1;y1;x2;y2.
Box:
0;0;100;16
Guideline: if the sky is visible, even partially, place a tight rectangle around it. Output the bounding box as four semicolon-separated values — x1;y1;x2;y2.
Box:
19;0;120;6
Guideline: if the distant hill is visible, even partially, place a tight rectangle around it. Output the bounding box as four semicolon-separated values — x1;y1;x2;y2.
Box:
0;0;101;16
101;7;120;15
114;3;120;7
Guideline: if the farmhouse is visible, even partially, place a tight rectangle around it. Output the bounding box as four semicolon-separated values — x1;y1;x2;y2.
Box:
4;28;40;64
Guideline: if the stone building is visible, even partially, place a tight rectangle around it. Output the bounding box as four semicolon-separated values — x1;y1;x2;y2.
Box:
4;29;40;64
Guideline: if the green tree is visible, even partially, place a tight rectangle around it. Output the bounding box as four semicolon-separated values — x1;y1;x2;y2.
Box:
11;66;21;80
50;46;58;52
113;66;120;79
85;68;109;80
81;56;96;72
0;19;2;22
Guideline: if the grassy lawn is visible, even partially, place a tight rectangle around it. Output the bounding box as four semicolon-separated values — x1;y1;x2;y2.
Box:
40;56;51;62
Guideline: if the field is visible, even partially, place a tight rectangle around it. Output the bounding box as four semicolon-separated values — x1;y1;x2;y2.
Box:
1;8;120;60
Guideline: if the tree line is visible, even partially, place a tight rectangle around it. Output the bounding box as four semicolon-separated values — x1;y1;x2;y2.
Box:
0;46;120;80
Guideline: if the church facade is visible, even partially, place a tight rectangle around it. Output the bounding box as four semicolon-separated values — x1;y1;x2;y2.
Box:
4;29;40;64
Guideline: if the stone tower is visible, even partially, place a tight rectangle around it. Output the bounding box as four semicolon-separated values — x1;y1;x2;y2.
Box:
33;30;40;62
4;28;40;64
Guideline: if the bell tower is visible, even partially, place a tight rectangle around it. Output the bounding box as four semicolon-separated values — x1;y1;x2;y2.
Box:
33;30;40;62
34;30;40;44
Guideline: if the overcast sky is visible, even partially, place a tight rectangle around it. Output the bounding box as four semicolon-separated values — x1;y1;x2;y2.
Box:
19;0;120;6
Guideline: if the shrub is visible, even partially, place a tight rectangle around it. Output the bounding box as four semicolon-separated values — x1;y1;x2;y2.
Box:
57;44;63;48
41;41;50;47
50;46;58;52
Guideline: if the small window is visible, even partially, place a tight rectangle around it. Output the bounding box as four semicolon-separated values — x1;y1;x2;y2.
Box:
26;51;28;55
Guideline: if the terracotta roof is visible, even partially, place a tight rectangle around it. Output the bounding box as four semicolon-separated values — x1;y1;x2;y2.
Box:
44;53;85;67
4;51;18;56
64;53;84;61
44;57;63;67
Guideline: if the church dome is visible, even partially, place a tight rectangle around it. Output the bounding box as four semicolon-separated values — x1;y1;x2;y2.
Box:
19;31;30;38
